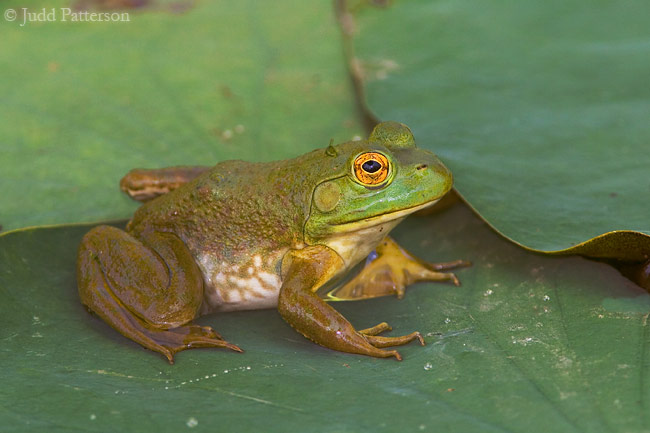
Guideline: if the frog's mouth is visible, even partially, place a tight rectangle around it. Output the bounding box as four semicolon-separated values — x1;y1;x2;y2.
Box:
331;199;440;233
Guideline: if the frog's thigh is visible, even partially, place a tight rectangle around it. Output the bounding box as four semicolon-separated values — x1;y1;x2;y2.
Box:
79;226;202;327
278;246;424;361
327;236;470;301
77;226;240;363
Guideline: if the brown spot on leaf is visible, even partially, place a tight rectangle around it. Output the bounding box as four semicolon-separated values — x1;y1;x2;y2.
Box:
73;0;151;10
72;0;195;14
370;0;392;7
220;85;234;99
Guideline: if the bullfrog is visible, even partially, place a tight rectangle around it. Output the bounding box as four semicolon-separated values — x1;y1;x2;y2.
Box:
77;121;469;363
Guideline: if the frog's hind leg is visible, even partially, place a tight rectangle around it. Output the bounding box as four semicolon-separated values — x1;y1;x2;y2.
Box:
77;226;242;363
120;165;210;202
326;236;470;301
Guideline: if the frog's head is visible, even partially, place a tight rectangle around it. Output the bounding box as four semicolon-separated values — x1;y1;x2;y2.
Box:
304;121;453;243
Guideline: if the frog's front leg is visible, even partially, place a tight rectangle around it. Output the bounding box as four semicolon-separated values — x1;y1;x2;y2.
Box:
326;237;470;301
278;246;424;361
77;225;241;363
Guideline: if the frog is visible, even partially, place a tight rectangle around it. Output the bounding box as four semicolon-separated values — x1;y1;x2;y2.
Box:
77;121;469;363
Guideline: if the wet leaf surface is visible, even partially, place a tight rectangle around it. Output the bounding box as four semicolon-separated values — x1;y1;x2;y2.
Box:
0;0;362;231
340;0;650;256
2;204;649;432
3;1;650;431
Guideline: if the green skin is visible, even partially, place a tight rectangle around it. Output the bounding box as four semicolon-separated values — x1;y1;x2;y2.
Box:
77;121;455;363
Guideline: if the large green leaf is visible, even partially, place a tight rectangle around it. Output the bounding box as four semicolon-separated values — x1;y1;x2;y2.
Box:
339;0;650;258
2;204;649;432
0;0;362;231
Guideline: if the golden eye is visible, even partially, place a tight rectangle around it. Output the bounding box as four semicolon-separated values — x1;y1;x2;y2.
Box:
353;152;389;185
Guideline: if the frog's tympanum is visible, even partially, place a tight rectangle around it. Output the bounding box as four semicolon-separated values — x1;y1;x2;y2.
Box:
77;122;469;363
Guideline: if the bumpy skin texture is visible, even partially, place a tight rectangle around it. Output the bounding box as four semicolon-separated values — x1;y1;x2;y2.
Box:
77;121;467;363
127;158;311;273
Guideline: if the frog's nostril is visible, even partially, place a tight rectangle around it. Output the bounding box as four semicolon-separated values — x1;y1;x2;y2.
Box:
416;164;428;170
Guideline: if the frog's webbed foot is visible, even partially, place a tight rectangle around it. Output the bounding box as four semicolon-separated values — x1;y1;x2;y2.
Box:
327;236;471;301
141;324;243;364
278;246;424;361
77;225;242;364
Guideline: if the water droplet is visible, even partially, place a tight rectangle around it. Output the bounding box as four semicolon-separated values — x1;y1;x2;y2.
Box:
186;417;198;428
423;362;433;371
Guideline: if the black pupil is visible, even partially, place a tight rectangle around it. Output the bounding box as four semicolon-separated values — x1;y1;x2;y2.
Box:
362;160;382;173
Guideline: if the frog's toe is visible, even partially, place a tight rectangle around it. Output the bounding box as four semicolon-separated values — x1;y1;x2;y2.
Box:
437;271;461;287
155;325;244;363
426;259;472;272
171;327;243;353
171;323;224;341
385;350;402;361
422;259;472;287
358;322;392;336
362;330;425;348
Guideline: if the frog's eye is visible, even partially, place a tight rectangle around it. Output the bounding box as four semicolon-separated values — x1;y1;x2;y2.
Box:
353;152;390;186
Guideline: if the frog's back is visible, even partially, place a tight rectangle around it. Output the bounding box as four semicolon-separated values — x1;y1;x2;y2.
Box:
130;160;300;241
